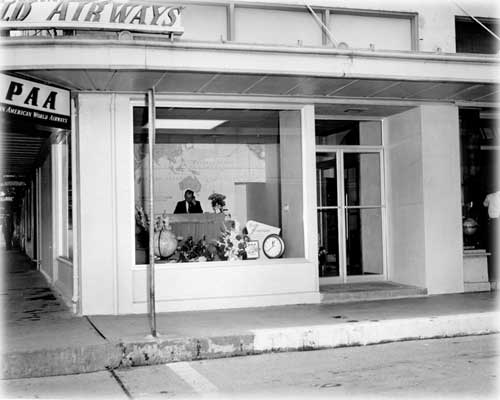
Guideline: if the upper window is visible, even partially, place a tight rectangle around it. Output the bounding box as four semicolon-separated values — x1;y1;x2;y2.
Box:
455;17;499;54
180;4;228;42
316;120;382;146
329;13;414;51
234;7;322;46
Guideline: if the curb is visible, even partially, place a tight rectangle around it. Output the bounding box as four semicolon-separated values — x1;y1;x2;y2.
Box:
1;343;123;380
3;312;499;379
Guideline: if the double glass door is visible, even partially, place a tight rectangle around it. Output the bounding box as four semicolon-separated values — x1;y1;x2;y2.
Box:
317;149;385;282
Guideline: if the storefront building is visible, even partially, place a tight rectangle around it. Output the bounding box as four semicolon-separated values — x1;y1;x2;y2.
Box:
1;0;498;315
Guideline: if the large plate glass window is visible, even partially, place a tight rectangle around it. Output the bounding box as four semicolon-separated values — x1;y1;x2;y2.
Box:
134;107;304;264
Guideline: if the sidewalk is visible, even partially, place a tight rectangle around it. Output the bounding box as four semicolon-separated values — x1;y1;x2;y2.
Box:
2;250;499;379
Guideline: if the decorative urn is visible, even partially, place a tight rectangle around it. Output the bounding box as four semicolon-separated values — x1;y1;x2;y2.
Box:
462;217;479;236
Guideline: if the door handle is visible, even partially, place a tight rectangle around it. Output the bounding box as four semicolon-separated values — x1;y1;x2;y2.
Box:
345;210;348;240
345;194;348;240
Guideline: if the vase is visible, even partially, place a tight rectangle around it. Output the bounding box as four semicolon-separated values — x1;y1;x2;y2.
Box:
463;217;479;236
154;228;177;258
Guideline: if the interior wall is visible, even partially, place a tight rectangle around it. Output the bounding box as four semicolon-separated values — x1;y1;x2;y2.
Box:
385;107;426;288
279;110;304;258
245;143;280;227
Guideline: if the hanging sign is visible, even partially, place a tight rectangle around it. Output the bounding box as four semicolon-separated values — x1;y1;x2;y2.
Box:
0;0;184;36
0;73;71;129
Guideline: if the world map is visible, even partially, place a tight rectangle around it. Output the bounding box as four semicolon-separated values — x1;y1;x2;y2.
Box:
135;143;269;216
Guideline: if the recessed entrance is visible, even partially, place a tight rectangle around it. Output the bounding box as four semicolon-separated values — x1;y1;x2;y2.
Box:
316;119;385;284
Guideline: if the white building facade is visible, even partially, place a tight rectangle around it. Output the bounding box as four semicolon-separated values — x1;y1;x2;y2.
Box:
1;0;498;315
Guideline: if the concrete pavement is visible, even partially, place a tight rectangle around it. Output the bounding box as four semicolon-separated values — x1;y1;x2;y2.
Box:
2;250;499;379
3;335;498;398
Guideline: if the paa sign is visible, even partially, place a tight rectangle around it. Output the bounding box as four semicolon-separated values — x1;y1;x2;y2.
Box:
0;0;184;36
0;73;71;129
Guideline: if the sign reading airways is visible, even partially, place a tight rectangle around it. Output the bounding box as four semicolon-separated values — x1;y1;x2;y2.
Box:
0;73;71;129
0;0;184;36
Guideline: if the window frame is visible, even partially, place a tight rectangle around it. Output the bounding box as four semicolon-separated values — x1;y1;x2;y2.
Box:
130;97;316;267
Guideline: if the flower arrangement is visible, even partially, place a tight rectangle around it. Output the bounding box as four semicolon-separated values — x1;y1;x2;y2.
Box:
135;202;251;263
208;193;227;214
215;220;250;261
175;236;221;262
171;221;250;262
135;206;171;232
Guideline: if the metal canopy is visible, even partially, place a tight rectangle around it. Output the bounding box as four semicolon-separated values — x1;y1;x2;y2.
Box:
13;70;499;105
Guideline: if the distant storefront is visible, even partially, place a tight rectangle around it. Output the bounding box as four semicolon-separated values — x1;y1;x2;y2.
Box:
1;0;498;315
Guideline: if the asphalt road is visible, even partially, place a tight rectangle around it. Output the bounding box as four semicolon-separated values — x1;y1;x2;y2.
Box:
2;334;498;399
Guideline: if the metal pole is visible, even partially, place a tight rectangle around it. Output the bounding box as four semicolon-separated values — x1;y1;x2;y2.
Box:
147;88;157;337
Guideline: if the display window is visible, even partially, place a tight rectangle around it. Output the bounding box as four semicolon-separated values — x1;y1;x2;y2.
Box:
133;107;305;264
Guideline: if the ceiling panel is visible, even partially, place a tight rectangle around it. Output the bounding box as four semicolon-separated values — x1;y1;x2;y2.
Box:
287;77;354;96
246;75;308;95
0;131;47;176
371;81;439;99
107;71;166;92
22;70;93;90
155;72;216;93
453;84;494;101
200;74;263;94
86;70;117;90
330;79;396;98
451;84;497;101
411;82;476;100
470;92;499;102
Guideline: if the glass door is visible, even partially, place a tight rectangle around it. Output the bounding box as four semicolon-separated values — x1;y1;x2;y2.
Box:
317;152;341;279
317;149;385;283
343;151;384;278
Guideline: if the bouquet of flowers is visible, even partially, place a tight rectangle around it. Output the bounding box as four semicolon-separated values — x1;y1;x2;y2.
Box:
216;221;250;261
208;193;227;214
176;236;221;262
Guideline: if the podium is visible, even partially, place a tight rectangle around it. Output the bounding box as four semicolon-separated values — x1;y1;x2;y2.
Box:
167;213;227;242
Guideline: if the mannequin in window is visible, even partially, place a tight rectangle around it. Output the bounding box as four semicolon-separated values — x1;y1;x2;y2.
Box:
483;189;499;287
173;189;203;214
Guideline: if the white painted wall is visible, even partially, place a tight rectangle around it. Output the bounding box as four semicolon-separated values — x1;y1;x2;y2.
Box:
385;104;464;294
78;94;319;315
40;153;53;282
420;104;464;294
23;181;35;260
385;107;427;288
77;94;117;315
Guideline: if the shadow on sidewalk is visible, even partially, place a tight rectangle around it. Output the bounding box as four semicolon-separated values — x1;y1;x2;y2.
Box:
1;249;72;324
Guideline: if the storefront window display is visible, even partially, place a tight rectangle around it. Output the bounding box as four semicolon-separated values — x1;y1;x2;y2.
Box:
459;110;497;248
134;107;304;264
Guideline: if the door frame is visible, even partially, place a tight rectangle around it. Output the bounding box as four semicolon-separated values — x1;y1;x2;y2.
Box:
316;144;387;285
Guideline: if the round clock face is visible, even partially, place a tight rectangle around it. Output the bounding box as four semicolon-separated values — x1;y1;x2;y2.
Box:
263;234;285;259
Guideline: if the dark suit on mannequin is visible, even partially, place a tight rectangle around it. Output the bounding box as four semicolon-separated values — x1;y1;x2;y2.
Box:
173;190;203;214
173;199;203;214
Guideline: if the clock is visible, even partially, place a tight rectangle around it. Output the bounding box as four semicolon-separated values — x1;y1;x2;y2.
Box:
262;234;285;259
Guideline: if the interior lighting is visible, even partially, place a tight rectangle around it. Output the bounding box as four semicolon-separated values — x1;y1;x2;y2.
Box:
146;119;228;130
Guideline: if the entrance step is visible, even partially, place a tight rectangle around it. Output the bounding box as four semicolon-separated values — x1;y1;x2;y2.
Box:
320;281;427;304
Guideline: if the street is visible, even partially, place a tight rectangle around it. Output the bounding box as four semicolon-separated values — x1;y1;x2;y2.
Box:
2;334;498;399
